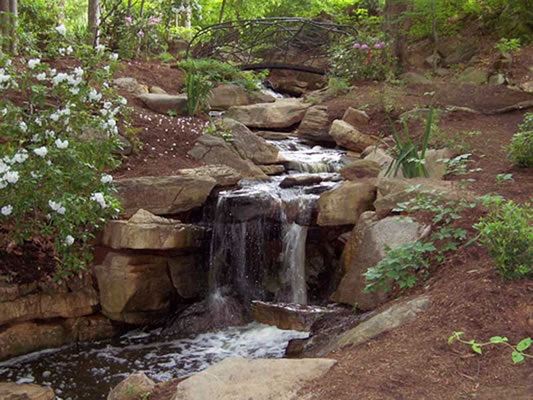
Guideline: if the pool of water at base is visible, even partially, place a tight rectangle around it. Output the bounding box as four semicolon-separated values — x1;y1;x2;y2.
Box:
0;322;308;400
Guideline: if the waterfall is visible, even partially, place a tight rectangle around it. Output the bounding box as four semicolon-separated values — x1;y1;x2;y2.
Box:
282;223;308;304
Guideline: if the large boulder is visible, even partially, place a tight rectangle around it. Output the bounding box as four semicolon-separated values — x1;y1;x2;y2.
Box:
102;209;205;250
362;146;393;168
94;253;174;325
220;118;280;164
0;288;98;325
340;159;381;180
113;77;148;95
168;255;206;299
331;296;430;350
173;357;336;400
107;373;155;400
179;164;242;187
115;173;216;218
457;67;489;85
226;98;310;129
331;212;428;310
328;120;377;152
374;176;474;212
137;93;188;115
0;315;118;360
296;105;332;143
317;182;376;226
188;134;267;179
342;107;370;128
0;383;55;400
208;84;250;110
251;301;333;331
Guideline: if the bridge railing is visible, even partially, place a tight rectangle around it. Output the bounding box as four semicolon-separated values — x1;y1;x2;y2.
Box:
185;17;357;74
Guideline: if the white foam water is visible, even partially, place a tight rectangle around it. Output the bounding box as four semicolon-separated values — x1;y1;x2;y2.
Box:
0;323;308;400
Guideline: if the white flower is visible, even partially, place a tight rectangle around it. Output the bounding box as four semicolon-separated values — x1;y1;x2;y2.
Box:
103;101;112;109
67;74;82;86
107;118;116;128
65;235;75;246
119;96;127;105
48;200;66;214
45;130;55;138
1;108;7;116
88;89;102;102
100;174;113;184
95;44;105;54
50;112;60;122
19;121;27;132
32;134;40;142
74;67;83;77
69;87;80;95
52;72;68;86
34;117;42;126
103;65;110;72
13;150;28;163
55;24;66;36
109;53;118;61
66;46;73;55
90;192;108;208
4;171;19;184
27;58;40;69
1;205;12;216
100;109;108;117
35;72;46;81
33;146;48;157
55;138;68;149
0;160;8;174
0;181;7;189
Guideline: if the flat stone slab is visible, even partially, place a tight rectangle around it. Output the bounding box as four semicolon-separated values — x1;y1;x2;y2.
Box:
251;301;336;331
0;382;55;400
173;357;336;400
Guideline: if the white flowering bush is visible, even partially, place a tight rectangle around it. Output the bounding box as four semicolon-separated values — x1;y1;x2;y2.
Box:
0;27;128;277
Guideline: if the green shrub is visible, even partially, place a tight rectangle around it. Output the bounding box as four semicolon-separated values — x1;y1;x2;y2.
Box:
326;76;350;96
507;113;533;167
364;241;436;293
177;59;266;91
0;29;126;277
474;196;533;280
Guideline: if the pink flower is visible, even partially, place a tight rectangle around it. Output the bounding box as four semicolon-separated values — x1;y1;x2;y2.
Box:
374;43;383;49
149;16;161;26
361;44;369;50
125;16;132;24
353;43;361;49
137;30;144;37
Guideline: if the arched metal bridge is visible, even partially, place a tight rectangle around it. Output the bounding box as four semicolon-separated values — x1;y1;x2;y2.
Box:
185;17;357;75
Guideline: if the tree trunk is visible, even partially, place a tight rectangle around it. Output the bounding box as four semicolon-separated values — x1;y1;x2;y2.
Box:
127;0;132;17
58;0;65;23
8;0;16;55
88;0;100;46
218;0;227;24
0;0;9;52
139;0;145;17
383;0;412;74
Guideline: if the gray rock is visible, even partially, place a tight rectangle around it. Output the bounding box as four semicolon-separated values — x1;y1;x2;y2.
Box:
457;67;488;85
331;212;429;310
208;83;250;110
297;105;333;143
115;173;216;218
317;181;376;226
488;73;506;86
173;357;336;400
226;98;310;129
188;135;267;179
328;120;377;152
137;93;188;115
331;296;429;350
342;107;370;128
400;72;432;85
113;77;148;95
280;175;323;188
220;118;280;165
107;373;155;400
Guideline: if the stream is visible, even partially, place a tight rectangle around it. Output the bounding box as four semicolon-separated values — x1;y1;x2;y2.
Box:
0;134;346;399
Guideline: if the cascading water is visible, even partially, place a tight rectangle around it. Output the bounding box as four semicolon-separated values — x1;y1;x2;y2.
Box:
0;133;347;399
